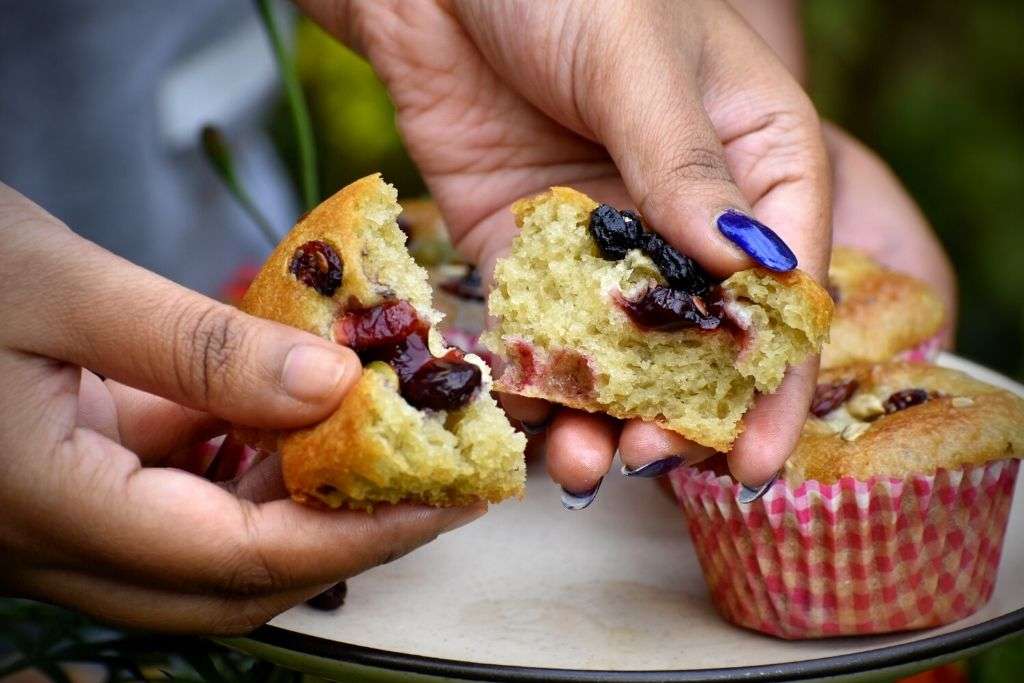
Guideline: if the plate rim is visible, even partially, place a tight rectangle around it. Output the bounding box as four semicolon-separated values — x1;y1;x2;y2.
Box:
250;607;1024;682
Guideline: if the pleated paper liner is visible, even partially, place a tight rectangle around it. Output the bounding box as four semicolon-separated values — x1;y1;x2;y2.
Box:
669;458;1019;639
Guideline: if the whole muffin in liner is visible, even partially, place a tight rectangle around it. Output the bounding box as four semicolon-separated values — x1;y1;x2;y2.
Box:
671;362;1024;639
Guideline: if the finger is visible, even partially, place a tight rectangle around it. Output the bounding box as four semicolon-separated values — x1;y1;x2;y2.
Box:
39;429;486;596
0;184;361;430
221;451;288;504
103;379;225;463
499;393;553;432
727;357;818;487
701;15;831;282
618;420;717;477
545;409;618;494
14;566;325;635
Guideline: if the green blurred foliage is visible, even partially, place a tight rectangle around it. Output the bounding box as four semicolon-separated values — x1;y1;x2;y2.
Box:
272;20;425;204
804;1;1024;379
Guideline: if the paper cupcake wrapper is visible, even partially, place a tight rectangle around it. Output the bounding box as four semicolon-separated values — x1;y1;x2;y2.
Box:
669;458;1019;639
896;334;943;363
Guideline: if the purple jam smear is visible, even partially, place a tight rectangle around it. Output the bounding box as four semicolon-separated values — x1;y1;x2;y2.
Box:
336;301;481;411
618;285;722;331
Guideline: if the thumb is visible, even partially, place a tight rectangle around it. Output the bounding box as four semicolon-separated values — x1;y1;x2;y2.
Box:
0;185;360;428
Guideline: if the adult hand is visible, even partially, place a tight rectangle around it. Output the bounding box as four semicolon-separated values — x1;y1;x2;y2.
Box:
300;0;832;493
0;184;484;634
824;122;956;343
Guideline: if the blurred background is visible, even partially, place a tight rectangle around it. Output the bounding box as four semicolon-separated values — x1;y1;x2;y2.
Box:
1;0;1022;681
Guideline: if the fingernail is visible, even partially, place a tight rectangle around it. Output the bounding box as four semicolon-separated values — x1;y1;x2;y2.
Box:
520;416;552;436
281;344;350;402
717;210;797;272
560;479;602;511
621;455;684;478
736;471;780;504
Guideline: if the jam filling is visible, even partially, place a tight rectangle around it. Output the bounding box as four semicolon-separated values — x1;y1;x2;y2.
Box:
336;300;482;411
810;379;859;417
589;204;724;331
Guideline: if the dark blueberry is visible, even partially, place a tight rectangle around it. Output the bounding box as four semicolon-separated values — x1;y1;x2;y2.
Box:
306;581;347;611
403;357;482;411
810;379;859;417
290;240;343;296
884;388;930;414
336;300;426;351
620;285;721;331
640;232;711;295
589;204;643;261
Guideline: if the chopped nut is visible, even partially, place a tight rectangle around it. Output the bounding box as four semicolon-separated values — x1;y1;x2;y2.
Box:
847;393;886;421
951;396;975;408
841;422;871;442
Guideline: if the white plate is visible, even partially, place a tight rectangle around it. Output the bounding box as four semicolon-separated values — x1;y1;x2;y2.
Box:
225;353;1024;682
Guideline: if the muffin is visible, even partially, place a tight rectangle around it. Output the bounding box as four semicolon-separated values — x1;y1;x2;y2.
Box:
823;247;945;369
671;362;1024;638
235;174;526;510
484;187;833;451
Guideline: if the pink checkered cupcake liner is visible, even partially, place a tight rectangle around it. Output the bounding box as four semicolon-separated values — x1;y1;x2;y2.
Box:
669;458;1019;639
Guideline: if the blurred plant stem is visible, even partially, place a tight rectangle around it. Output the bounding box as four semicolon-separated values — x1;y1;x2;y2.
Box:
255;0;319;210
200;125;279;248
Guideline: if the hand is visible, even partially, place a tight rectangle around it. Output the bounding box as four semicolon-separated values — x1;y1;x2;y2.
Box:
300;0;832;491
824;122;956;343
0;184;485;634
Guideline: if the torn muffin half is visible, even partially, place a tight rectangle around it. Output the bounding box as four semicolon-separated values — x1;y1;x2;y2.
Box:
235;174;526;510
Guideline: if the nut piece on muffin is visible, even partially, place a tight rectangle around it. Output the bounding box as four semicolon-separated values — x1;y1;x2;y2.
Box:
792;361;1024;483
236;174;526;510
823;247;945;368
483;187;833;451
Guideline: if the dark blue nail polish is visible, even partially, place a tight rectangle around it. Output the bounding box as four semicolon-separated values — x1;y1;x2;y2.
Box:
736;471;779;504
621;455;684;478
717;210;797;272
560;478;603;510
520;416;552;436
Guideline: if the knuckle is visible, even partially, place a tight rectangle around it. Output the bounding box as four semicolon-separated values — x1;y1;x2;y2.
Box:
218;504;287;596
665;145;733;186
170;301;249;406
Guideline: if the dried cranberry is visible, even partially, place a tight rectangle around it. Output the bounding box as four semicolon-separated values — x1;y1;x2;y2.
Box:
336;300;425;350
404;358;483;410
810;379;859;417
306;581;347;611
589;204;644;260
440;267;485;302
620;285;722;331
640;233;711;295
884;388;930;413
289;240;343;296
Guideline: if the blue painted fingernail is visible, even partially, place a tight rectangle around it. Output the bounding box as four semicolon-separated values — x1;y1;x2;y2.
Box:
560;478;603;511
717;210;797;272
621;455;684;478
736;471;780;504
520;416;552;436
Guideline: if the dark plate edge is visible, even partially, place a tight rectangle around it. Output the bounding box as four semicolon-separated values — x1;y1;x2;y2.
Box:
249;607;1024;682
